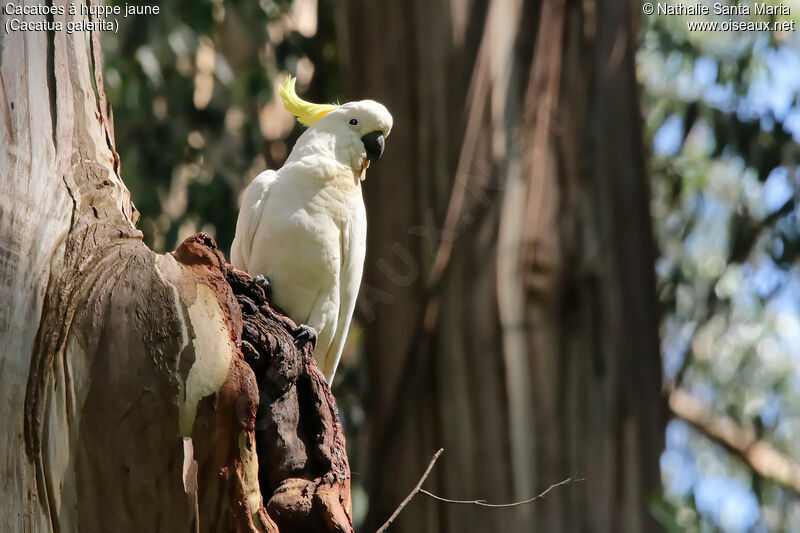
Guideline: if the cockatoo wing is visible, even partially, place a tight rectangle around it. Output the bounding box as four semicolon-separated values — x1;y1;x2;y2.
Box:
230;170;277;271
320;210;367;382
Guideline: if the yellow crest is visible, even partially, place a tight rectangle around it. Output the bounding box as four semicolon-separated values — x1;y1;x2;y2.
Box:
279;76;339;127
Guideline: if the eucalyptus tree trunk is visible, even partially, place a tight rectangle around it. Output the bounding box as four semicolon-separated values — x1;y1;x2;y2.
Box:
0;5;351;533
342;0;665;531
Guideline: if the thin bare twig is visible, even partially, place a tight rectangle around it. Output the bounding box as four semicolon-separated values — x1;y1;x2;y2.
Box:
375;448;444;533
376;448;583;532
419;476;582;508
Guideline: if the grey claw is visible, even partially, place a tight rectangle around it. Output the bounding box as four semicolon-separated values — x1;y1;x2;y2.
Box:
253;274;272;300
293;324;317;349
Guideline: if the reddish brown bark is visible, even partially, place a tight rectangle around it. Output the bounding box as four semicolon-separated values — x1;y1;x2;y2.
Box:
228;264;353;533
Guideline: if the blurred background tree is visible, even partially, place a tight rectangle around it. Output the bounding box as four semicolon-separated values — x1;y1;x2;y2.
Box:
341;0;663;531
101;0;800;531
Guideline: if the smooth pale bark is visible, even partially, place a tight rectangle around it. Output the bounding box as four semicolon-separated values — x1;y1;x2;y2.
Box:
0;5;352;533
0;8;269;532
341;0;665;531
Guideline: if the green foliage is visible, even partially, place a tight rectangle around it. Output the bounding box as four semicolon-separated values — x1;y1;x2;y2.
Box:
102;0;311;252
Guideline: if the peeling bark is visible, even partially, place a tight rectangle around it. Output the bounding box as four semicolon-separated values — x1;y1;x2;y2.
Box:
0;4;351;533
227;266;353;533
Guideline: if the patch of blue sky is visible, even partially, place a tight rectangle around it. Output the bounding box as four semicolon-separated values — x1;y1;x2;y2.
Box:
666;418;690;450
782;108;800;142
661;421;698;517
765;269;800;314
762;167;794;214
694;476;760;532
775;209;799;242
693;56;718;88
744;254;786;298
661;447;696;498
654;114;684;157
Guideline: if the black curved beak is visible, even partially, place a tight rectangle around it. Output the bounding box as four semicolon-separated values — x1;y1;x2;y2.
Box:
361;131;385;162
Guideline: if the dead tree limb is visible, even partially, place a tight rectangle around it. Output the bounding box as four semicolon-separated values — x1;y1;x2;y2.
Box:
669;388;800;494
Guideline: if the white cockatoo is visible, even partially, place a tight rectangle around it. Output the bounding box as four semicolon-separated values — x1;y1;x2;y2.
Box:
230;77;392;384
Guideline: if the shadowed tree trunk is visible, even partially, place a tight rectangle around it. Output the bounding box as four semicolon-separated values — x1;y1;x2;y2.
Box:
0;5;351;532
342;0;665;531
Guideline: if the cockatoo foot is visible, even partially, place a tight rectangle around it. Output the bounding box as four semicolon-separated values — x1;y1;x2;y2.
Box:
253;274;273;300
293;324;317;349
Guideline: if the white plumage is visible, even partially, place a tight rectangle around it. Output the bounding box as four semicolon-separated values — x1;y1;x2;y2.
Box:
231;79;392;383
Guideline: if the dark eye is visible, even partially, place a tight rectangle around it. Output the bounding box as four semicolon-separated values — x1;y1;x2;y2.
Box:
349;118;358;125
